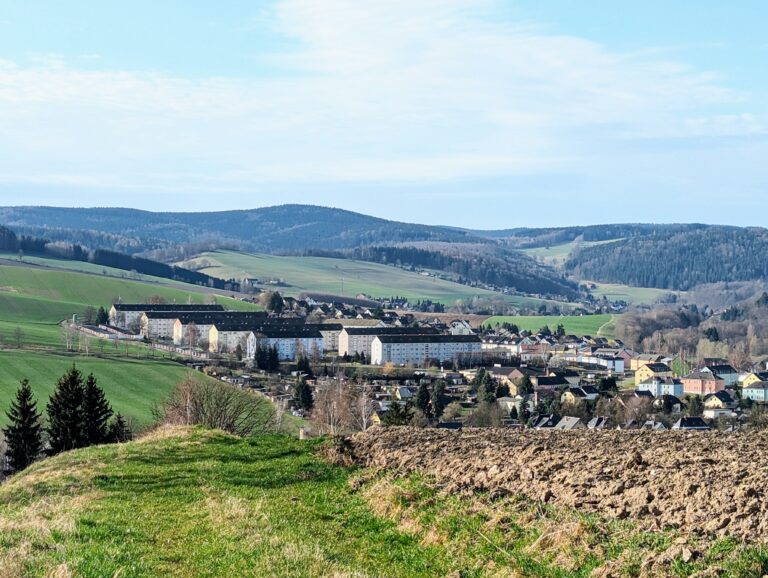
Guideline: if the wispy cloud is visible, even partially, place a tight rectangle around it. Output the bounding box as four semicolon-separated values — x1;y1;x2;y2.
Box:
0;0;760;198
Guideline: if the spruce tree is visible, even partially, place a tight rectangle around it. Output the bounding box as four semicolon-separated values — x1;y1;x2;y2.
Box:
430;381;447;418
294;378;314;411
3;379;44;472
47;365;87;454
108;413;132;443
415;383;431;417
83;373;113;445
268;345;280;371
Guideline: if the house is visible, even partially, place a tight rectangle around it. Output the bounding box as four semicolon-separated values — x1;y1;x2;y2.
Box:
635;363;673;384
547;368;581;387
700;364;739;387
172;311;271;346
703;408;737;420
653;394;684;414
636;376;684;398
553;416;584;430
449;320;475;335
630;353;666;372
305;323;344;352
640;420;667;430
703;390;737;410
395;387;414;401
741;372;768;388
371;334;482;366
109;303;225;331
681;371;725;396
533;375;571;396
587;416;609;429
742;381;768;403
533;414;560;429
210;318;306;354
338;326;436;358
561;386;599;404
672;417;711;431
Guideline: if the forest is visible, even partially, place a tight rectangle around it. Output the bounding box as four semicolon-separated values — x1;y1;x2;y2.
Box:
565;226;768;290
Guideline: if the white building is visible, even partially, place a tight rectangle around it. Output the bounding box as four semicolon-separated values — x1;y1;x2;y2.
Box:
371;334;481;366
338;327;438;358
109;304;224;332
636;377;684;398
246;328;324;361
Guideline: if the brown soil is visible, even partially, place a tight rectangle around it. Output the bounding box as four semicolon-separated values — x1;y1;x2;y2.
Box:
344;427;768;541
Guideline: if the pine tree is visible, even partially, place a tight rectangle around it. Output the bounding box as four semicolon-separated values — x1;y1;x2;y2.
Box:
95;306;109;325
516;374;534;396
415;383;431;417
108;413;132;443
268;345;280;371
82;373;113;445
294;378;314;411
381;402;413;426
3;379;44;472
430;381;447;418
47;365;87;454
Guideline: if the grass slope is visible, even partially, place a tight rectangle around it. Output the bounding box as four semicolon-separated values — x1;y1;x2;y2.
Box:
483;314;615;338
521;240;620;267
0;351;201;426
182;250;562;308
0;263;258;349
586;281;681;305
1;427;765;577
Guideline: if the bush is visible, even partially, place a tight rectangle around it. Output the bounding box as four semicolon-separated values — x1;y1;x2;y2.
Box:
155;376;276;436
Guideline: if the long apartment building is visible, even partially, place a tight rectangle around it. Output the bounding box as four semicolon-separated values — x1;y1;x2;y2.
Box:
209;318;305;354
109;303;224;331
338;326;438;357
171;311;268;346
371;334;482;366
246;326;324;361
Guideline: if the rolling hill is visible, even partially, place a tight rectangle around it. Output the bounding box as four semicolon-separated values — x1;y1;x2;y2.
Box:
179;250;567;309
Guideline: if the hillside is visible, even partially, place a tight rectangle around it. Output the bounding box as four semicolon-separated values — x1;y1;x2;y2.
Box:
2;427;766;577
565;227;768;291
0;205;482;253
180;250;567;309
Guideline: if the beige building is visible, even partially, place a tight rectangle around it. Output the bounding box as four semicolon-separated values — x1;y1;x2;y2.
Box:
371;334;481;366
109;304;224;332
338;327;438;358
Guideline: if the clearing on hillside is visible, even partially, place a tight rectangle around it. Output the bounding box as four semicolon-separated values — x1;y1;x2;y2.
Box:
483;314;615;337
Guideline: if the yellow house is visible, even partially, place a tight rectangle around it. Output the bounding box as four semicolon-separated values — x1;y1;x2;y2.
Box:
630;354;665;372
742;372;768;387
635;362;673;383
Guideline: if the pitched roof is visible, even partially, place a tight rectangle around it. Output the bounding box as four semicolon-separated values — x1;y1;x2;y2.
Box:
643;363;672;372
113;304;225;312
342;327;438;336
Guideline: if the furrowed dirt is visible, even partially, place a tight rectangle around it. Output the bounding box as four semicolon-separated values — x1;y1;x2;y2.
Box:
344;427;768;541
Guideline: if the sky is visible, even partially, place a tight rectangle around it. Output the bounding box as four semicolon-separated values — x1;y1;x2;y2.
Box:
0;1;766;229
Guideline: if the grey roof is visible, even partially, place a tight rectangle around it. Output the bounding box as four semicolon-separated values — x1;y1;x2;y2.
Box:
113;304;224;312
342;326;438;336
375;334;481;344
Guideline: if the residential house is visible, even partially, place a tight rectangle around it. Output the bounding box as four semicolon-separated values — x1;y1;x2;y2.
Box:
587;416;609;429
742;381;768;403
630;353;666;372
246;326;324;361
700;364;739;388
681;371;725;396
553;416;584;430
640;420;667;430
672;417;711;431
636;376;684;398
653;394;684;414
635;363;673;384
703;391;737;410
533;414;560;429
741;372;768;388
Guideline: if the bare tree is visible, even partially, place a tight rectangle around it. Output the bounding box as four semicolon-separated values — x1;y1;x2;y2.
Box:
186;323;199;349
154;377;276;436
349;384;375;432
312;382;350;435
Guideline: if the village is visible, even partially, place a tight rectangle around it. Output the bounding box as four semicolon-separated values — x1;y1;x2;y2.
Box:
69;298;768;433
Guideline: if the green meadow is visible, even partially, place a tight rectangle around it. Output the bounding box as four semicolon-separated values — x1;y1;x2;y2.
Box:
483;314;616;338
0;350;202;426
181;250;564;309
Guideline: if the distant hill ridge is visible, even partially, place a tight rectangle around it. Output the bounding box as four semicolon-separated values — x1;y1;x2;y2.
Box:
2;204;767;293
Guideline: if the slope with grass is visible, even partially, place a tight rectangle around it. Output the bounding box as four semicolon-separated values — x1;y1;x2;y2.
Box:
182;250;567;309
483;314;615;338
0;351;205;426
1;427;765;577
0;263;259;349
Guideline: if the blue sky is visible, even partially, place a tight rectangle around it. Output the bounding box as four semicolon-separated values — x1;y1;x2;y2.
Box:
0;1;766;228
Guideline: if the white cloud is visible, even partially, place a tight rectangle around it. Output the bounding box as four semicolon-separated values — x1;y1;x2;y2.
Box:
0;0;759;196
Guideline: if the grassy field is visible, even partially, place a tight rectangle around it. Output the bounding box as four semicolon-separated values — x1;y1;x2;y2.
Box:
0;263;259;349
521;239;620;267
586;281;681;305
0;351;203;426
484;314;616;338
1;427;765;577
181;250;565;309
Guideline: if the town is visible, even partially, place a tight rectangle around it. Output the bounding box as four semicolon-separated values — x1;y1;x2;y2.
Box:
70;298;768;433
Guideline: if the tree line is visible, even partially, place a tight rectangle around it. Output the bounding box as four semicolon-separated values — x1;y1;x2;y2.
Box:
2;366;131;474
0;225;238;291
565;227;768;291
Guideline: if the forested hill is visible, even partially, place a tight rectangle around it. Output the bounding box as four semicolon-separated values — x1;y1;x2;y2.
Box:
476;223;709;248
564;227;768;290
0;205;484;253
